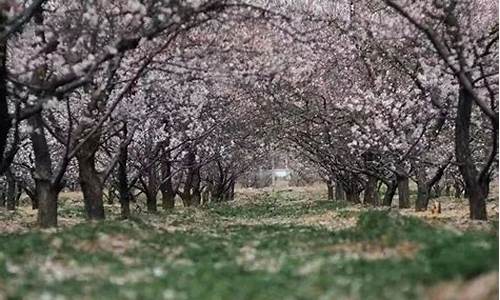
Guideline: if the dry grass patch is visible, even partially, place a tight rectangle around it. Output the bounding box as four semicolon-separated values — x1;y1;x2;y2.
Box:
426;271;498;300
319;240;421;260
399;198;498;231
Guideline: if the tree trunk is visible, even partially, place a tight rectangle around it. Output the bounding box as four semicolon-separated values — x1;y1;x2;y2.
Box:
36;180;59;227
455;86;489;220
229;180;235;201
0;187;5;207
77;152;105;220
335;180;345;201
445;184;451;197
180;148;196;207
191;168;201;207
202;181;213;204
106;187;115;205
383;179;397;206
5;170;16;210
433;184;443;198
345;184;361;203
117;135;130;219
468;181;488;220
397;174;410;209
454;182;463;198
0;17;10;174
146;190;157;212
415;182;431;211
161;189;175;210
345;191;360;203
363;175;379;206
327;181;334;201
29;112;59;227
160;158;175;210
24;187;37;209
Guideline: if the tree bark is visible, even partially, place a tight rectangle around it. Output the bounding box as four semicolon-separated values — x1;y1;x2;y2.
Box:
453;180;463;198
415;182;431;211
145;189;158;212
229;180;235;201
5;169;16;210
444;184;451;197
106;187;115;205
160;158;175;210
363;175;379;206
191;168;201;207
117;131;130;219
335;180;345;201
327;180;334;201
0;15;10;174
77;139;105;220
383;179;397;206
0;187;5;207
345;190;360;203
397;174;410;209
468;182;488;220
36;180;59;227
455;87;489;220
29;112;59;227
345;182;361;204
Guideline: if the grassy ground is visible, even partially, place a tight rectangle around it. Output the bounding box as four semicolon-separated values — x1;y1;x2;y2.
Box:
0;188;497;300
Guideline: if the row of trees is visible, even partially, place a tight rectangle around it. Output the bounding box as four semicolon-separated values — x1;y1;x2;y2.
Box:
259;0;497;219
0;0;497;228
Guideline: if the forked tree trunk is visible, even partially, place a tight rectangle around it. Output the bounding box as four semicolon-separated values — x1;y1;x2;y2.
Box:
383;179;397;206
77;146;105;220
455;87;490;220
415;158;449;212
29;112;60;228
397;174;410;209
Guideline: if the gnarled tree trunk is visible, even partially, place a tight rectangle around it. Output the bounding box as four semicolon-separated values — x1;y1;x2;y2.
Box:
383;178;397;206
29;112;60;228
455;87;492;220
77;137;105;220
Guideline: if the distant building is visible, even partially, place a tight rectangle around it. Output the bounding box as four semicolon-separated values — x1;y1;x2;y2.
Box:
272;169;291;178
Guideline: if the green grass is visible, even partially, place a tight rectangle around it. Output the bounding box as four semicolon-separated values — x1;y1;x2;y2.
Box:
0;193;497;300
